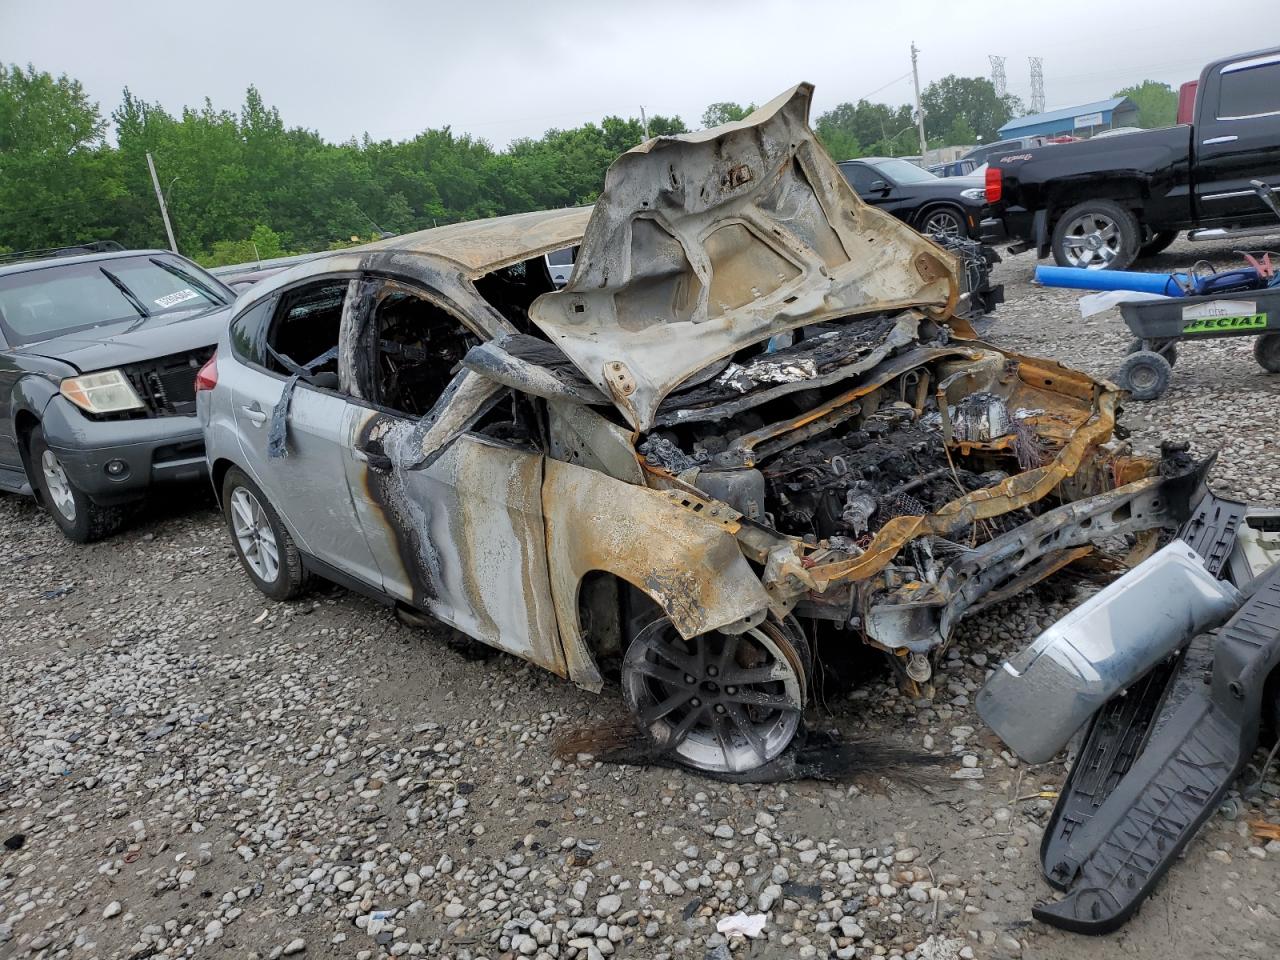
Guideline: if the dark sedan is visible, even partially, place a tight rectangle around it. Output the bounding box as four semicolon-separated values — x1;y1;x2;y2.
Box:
0;248;234;541
838;157;1000;241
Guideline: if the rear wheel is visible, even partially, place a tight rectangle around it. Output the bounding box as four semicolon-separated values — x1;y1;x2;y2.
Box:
1256;333;1280;373
27;426;126;543
1117;350;1173;400
1051;201;1141;270
622;615;809;774
221;467;309;600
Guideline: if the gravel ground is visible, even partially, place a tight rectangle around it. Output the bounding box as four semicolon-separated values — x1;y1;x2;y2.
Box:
2;236;1278;960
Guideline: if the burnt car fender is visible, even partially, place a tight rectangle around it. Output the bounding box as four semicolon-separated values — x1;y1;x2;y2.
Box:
542;456;774;692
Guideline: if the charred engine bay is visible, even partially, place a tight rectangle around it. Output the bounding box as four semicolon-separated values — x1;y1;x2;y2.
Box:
640;317;1044;555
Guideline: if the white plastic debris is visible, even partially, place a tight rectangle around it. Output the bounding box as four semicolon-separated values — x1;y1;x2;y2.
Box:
1077;290;1171;318
715;912;768;938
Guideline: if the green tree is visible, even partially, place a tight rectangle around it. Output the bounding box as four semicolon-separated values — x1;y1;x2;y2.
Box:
816;100;916;157
921;75;1021;144
1113;80;1177;129
700;102;756;128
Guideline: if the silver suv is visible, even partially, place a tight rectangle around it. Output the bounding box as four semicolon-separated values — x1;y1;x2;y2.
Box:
198;85;1206;775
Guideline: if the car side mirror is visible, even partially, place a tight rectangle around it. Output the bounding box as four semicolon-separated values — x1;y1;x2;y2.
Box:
869;179;890;193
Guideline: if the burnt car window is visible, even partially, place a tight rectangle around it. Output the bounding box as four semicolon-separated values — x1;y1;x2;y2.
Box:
365;284;479;418
265;281;347;381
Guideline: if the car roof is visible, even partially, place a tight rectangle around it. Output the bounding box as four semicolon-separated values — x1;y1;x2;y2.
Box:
0;248;177;278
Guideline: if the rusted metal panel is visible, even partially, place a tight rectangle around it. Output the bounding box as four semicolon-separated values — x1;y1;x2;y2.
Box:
527;84;960;432
541;457;773;691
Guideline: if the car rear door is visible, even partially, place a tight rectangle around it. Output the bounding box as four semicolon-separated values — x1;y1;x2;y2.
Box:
1193;51;1280;225
338;275;566;674
227;279;383;589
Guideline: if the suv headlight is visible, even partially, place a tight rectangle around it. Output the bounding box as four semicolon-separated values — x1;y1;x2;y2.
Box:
60;370;145;414
960;187;986;201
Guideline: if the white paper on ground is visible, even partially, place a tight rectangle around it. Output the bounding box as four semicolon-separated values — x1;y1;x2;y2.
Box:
1077;290;1172;318
715;913;768;938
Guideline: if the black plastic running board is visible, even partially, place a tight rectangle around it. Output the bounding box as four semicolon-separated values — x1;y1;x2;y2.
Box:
1038;492;1248;886
1033;562;1280;934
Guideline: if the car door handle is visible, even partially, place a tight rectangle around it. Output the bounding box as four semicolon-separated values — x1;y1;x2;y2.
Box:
240;403;268;426
1201;135;1238;145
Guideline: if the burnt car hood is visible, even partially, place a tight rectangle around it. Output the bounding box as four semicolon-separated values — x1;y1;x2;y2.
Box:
528;83;959;432
13;304;229;373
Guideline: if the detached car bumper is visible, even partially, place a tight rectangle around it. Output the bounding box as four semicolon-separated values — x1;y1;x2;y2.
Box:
41;396;207;505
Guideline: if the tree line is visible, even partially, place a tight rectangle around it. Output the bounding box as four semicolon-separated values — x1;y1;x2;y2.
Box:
0;63;1177;266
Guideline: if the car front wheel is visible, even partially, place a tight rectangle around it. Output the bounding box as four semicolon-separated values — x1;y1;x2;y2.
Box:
920;206;967;239
221;467;309;601
622;614;809;775
27;426;126;543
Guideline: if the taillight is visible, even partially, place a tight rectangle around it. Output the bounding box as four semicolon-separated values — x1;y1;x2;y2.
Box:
985;166;1002;204
195;351;218;392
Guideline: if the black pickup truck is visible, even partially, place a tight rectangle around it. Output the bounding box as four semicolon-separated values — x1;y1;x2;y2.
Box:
988;47;1280;269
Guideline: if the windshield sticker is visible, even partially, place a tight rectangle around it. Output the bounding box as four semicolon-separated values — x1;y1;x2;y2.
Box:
154;288;199;308
1182;313;1266;334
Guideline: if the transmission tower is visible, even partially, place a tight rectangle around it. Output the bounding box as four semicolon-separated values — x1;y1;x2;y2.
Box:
988;55;1007;97
1029;57;1045;114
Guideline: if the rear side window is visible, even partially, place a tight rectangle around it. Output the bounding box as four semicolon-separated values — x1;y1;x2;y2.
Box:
1217;56;1280;119
229;298;274;366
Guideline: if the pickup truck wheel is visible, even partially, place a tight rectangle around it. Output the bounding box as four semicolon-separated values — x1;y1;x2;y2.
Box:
221;467;310;601
1052;201;1141;270
1255;333;1280;373
1128;337;1178;366
27;426;127;543
1117;350;1173;400
1138;230;1179;258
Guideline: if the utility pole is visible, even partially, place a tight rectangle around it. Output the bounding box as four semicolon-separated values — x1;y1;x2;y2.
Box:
640;105;650;140
910;42;928;160
146;152;178;253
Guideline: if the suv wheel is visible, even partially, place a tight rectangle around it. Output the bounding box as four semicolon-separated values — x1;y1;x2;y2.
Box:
221;467;310;600
920;206;966;239
1051;201;1141;270
27;426;126;543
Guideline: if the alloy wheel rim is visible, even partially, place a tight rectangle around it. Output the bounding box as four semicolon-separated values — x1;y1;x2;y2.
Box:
40;449;76;521
623;619;805;773
924;212;963;238
230;487;280;582
1062;212;1122;268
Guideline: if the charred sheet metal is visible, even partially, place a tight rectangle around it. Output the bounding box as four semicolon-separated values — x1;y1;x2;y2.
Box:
464;338;609;406
541;457;773;690
354;411;567;677
547;402;645;484
527;84;958;432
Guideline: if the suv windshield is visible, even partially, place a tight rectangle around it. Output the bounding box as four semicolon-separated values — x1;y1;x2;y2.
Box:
871;158;938;185
0;254;228;346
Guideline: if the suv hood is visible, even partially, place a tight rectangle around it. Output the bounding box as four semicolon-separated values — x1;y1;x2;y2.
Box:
529;84;959;432
13;304;229;373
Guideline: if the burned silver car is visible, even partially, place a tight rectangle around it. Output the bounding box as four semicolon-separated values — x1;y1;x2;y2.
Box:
198;85;1209;774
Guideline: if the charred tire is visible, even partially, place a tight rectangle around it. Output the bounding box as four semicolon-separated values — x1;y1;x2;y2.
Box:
918;205;967;240
1255;333;1280;373
27;426;126;543
622;614;809;774
1127;337;1178;366
1117;350;1173;401
1051;201;1142;270
1138;229;1179;258
221;467;310;601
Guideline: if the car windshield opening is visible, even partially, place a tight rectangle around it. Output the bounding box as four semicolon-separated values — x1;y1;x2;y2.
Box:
0;254;224;346
872;159;938;185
